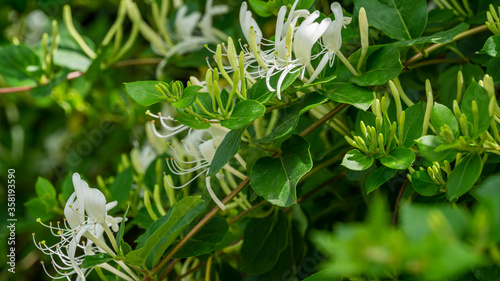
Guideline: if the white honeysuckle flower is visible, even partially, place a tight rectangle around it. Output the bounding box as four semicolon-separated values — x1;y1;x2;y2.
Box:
166;126;227;183
251;0;309;98
231;0;345;99
264;8;330;98
321;2;352;65
33;173;127;281
156;0;229;59
154;1;228;79
274;0;310;62
131;141;157;174
200;0;230;42
175;5;201;40
294;11;332;84
163;125;238;210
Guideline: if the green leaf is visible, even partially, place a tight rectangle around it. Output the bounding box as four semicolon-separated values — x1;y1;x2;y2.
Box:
322;83;374;110
30;69;71;98
431;102;459;137
487;57;500;84
474;265;500;281
35;177;56;199
365;166;397;193
25;198;54;221
401;102;425;147
473;175;500;242
116;205;129;251
81;253;113;269
295;0;315;10
446;154;482;201
258;92;327;143
341;149;374;171
248;68;300;103
410;170;441;196
173;217;228;258
109;167;133;207
380;147;415;170
221;100;265;130
171;85;202;108
479;35;500;57
354;0;427;40
400;204;469;242
61;173;74;201
251;135;312;207
395;23;470;46
303;270;342;281
438;64;485;107
0;44;43;86
208;128;245;176
416;135;457;162
175;111;211;129
125;196;204;267
124;81;168;106
348;45;404;86
248;0;272;17
53;48;92;71
461;81;493;139
241;210;289;275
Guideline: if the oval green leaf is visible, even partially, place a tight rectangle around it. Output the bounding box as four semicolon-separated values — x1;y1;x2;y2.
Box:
341;149;374;171
354;0;427;40
416;135;457;162
461;81;493;140
479;35;500;57
241;210;289;275
108;167;133;207
175;111;211;129
446;154;482;202
125;196;204;267
402;102;426;148
410;170;441;197
431;102;459;137
124;81;168;106
0;44;43;86
250;135;312;207
208;128;245;176
173;217;228;258
349;45;404;87
35;177;56;199
323;83;374;111
171;85;202;108
221;100;265;130
380;147;415;170
365;166;397;194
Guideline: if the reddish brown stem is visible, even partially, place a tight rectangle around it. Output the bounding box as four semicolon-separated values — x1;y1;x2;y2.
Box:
392;178;409;225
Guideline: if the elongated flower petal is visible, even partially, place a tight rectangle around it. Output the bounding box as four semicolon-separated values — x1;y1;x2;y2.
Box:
294;11;331;65
239;2;263;45
83;187;107;225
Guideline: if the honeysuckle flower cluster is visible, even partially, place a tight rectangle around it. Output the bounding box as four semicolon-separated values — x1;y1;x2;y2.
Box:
214;0;352;99
33;173;137;281
164;0;228;58
150;0;229;78
148;111;248;210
